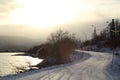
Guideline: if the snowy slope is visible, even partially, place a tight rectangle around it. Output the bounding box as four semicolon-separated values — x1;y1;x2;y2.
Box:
1;50;120;80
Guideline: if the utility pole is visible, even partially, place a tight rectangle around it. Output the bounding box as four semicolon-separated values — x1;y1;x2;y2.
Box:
91;25;97;39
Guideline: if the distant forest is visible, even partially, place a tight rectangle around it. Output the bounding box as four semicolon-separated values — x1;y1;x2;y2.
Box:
82;19;120;49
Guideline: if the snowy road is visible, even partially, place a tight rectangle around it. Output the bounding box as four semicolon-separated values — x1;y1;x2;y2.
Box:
4;50;120;80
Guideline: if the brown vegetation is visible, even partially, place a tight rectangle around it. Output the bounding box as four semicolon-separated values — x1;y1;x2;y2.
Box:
34;30;76;68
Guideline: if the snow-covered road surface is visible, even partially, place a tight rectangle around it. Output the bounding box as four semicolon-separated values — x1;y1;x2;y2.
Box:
2;50;120;80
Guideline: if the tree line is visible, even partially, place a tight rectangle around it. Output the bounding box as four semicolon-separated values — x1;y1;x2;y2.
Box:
82;19;120;49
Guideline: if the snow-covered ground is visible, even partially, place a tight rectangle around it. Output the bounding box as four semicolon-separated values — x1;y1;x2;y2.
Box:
1;50;120;80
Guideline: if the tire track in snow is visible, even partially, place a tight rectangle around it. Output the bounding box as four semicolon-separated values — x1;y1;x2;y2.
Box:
17;68;62;80
40;68;66;80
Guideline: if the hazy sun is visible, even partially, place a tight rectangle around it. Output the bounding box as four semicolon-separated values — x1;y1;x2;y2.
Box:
10;0;90;28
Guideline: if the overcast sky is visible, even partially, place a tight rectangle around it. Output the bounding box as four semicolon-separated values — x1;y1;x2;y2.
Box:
0;0;120;41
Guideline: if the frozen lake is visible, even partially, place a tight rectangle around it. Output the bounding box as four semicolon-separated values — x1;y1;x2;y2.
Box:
0;52;42;76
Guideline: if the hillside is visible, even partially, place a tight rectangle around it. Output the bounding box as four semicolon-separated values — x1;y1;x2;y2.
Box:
0;36;41;51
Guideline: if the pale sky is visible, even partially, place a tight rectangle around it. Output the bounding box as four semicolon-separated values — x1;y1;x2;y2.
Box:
0;0;120;41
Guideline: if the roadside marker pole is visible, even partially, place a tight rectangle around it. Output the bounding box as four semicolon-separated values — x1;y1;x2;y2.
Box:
111;49;115;68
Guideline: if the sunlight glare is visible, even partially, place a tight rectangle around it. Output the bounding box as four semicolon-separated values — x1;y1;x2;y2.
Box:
10;0;91;28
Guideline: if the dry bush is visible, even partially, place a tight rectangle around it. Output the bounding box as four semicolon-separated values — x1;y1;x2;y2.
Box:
58;40;75;63
47;29;76;44
36;30;77;68
9;59;34;74
47;29;76;64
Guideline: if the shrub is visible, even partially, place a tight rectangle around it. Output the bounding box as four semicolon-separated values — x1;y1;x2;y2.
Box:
10;59;35;74
27;44;45;57
36;30;76;68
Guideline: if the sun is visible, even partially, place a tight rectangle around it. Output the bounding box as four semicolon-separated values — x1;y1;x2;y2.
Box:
10;0;91;28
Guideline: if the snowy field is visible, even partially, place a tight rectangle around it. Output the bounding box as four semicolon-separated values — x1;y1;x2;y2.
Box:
1;50;120;80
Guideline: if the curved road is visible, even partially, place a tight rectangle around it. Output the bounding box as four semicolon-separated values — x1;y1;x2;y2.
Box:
17;50;119;80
